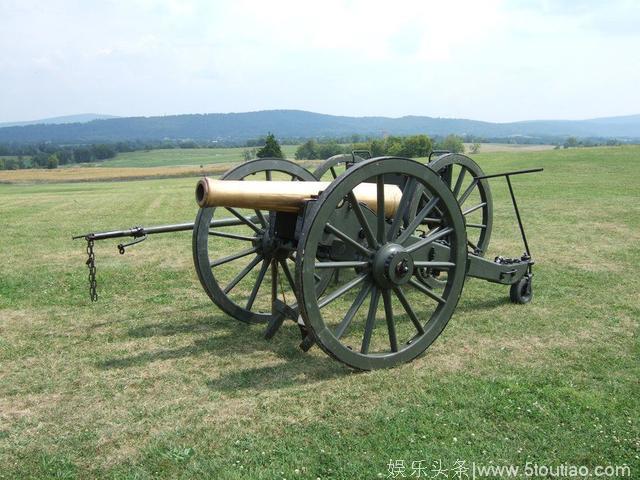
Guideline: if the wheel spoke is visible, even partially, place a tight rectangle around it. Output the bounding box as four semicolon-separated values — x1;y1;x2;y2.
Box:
422;191;445;218
318;274;367;309
225;207;263;234
405;227;453;254
330;167;337;179
210;246;259;267
393;286;425;334
347;191;378;249
361;287;380;354
467;223;486;229
270;258;278;306
334;282;373;339
208;230;256;242
388;177;417;241
254;209;268;227
223;254;263;294
278;259;296;292
462;202;486;216
246;258;270;310
324;223;373;256
409;278;446;304
452;167;467;198
382;289;398;352
315;260;368;269
413;261;455;269
397;196;440;244
376;175;385;244
265;170;272;181
458;179;478;206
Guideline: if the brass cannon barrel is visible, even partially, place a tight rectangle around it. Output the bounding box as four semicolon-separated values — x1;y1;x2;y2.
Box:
195;177;402;216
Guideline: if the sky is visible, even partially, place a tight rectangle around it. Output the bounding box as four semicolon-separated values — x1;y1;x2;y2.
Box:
1;0;639;123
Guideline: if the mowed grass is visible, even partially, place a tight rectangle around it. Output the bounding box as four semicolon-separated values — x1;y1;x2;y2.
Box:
0;146;638;479
463;143;555;153
96;145;300;168
0;146;310;184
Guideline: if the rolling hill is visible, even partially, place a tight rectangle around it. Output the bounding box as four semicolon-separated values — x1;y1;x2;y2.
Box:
0;110;638;144
0;113;119;129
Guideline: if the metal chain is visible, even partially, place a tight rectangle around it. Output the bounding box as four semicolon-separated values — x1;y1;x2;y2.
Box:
86;239;98;302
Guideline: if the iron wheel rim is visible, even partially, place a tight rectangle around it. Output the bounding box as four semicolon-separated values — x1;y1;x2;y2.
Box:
297;157;467;370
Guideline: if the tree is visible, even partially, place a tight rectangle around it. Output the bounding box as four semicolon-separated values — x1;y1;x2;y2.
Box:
92;144;117;160
369;139;386;157
256;133;283;158
3;158;18;170
295;139;318;160
316;141;344;159
74;148;93;163
439;135;465;153
469;142;481;154
563;136;578;149
56;150;73;165
243;148;258;161
31;152;49;168
47;154;59;169
400;135;433;158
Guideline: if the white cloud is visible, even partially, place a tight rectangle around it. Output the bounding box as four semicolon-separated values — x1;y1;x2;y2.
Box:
0;0;638;122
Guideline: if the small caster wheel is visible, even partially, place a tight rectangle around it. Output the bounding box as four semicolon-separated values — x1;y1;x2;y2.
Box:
510;275;533;304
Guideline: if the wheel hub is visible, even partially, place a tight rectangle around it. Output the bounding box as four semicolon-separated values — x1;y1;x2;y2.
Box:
373;243;414;288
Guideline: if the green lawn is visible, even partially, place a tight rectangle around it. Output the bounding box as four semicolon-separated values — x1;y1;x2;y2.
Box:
0;146;638;479
92;145;300;168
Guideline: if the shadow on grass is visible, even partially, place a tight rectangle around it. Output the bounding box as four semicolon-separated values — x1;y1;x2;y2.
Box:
205;356;352;393
455;294;511;313
96;315;352;389
126;315;217;338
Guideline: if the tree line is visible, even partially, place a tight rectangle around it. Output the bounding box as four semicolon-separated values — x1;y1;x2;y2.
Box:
294;134;466;160
0;131;627;171
0;144;119;170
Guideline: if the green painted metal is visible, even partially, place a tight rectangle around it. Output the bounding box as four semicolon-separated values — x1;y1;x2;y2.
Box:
296;157;468;370
312;152;368;181
192;158;319;324
428;153;493;256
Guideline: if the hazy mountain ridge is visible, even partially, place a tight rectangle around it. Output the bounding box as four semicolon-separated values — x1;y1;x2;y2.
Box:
0;114;119;129
0;110;638;143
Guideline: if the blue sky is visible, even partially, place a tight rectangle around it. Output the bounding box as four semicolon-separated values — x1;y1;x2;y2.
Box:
1;0;639;123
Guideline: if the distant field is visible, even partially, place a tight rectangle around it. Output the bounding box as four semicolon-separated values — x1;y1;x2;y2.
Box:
0;163;235;184
0;161;322;184
464;143;555;153
1;143;558;184
0;145;638;478
93;145;299;168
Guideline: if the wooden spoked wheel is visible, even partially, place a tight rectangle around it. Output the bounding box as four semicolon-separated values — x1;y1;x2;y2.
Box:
296;157;467;370
312;153;365;182
428;153;493;256
193;158;320;324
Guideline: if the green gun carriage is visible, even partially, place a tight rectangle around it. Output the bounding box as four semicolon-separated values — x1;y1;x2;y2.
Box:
76;153;541;370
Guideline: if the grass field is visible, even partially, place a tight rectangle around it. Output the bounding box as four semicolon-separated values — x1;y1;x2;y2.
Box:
0;144;555;184
94;145;300;168
0;146;638;478
464;143;555;153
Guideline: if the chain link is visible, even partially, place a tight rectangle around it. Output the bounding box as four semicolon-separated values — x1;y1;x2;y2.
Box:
86;239;98;302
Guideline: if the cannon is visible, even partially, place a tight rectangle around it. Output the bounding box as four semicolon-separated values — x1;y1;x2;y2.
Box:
75;154;541;370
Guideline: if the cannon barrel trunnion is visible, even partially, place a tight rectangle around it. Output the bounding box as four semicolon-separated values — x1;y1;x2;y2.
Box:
74;154;542;370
